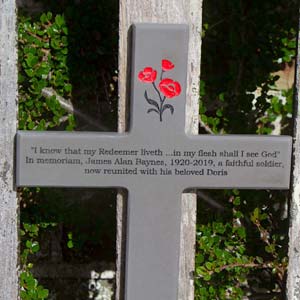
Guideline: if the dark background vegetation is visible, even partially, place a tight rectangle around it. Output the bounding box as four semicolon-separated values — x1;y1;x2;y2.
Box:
18;0;299;299
196;1;298;299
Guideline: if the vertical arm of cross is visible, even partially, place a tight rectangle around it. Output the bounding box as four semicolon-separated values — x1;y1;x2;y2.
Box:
122;24;191;300
129;24;189;138
125;184;183;300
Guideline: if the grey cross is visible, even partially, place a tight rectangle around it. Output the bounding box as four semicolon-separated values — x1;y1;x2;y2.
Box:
17;24;292;300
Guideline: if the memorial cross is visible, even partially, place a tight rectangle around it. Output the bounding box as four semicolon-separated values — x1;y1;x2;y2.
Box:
16;24;292;300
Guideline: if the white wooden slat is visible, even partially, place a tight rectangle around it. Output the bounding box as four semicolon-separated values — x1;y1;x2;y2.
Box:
287;12;300;300
0;0;19;299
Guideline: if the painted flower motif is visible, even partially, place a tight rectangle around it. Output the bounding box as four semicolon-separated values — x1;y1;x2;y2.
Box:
159;78;181;98
138;67;157;83
137;59;181;122
162;59;175;71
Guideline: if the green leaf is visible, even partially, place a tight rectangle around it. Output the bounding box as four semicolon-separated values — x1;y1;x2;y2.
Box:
233;197;241;206
218;93;225;102
47;12;53;20
236;227;246;239
27;121;35;130
40;13;48;23
256;256;264;264
25;53;39;68
67;240;74;249
201;115;207;124
26;240;32;249
203;274;211;281
55;15;65;28
216;109;223;117
252;208;260;221
37;288;49;299
199;105;206;114
31;241;40;253
205;261;213;270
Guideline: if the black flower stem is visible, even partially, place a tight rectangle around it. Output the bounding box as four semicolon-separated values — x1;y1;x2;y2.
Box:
159;97;166;122
152;82;167;122
159;70;166;121
152;82;163;102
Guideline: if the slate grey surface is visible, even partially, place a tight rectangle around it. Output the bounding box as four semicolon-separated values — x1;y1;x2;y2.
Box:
16;24;293;300
17;131;292;189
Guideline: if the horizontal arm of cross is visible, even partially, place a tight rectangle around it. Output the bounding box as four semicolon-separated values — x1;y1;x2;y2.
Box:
17;130;292;190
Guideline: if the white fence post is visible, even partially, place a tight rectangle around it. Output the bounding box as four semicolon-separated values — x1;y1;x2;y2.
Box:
0;0;19;299
287;9;300;300
116;1;203;299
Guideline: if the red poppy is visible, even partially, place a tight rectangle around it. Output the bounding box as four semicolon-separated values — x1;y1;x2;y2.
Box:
138;67;157;83
162;59;175;71
159;78;181;98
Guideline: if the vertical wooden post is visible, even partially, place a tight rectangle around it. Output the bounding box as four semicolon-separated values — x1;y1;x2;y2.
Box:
0;0;19;299
117;1;203;299
287;9;300;300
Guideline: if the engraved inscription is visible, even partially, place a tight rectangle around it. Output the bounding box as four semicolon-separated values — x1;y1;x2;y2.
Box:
24;145;287;178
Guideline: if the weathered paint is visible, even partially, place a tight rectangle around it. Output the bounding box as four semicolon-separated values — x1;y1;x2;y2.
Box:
287;11;300;300
0;0;19;299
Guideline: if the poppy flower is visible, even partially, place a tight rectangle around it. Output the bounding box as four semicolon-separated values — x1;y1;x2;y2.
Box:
162;59;175;71
159;78;181;98
138;67;157;83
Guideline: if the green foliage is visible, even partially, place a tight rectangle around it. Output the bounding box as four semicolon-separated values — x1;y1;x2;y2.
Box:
20;210;56;300
20;272;49;300
195;2;297;298
195;222;249;299
18;12;74;131
37;0;119;129
195;190;288;299
200;0;297;135
18;11;76;298
257;88;294;134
